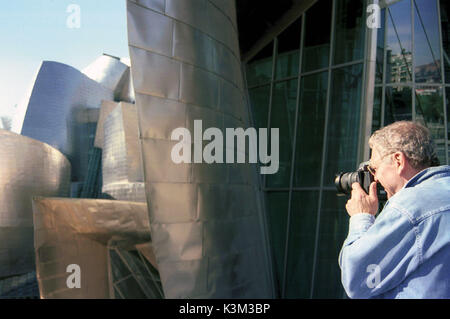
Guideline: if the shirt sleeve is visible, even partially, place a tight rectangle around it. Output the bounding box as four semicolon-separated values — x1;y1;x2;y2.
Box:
338;206;421;298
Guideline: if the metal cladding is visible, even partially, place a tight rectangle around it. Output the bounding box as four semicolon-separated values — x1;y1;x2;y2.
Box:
94;100;120;149
82;54;135;103
0;130;71;278
82;54;129;92
17;61;114;183
101;102;146;202
127;0;273;297
32;197;162;299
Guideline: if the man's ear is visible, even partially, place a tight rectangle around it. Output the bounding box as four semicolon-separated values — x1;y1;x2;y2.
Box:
393;151;406;173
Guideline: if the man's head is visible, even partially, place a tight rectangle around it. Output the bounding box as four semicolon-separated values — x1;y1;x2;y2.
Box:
368;121;439;198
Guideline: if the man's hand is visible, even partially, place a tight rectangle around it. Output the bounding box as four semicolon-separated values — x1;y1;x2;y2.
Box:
345;182;378;217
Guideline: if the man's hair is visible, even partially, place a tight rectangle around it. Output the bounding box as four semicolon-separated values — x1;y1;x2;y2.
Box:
369;121;439;169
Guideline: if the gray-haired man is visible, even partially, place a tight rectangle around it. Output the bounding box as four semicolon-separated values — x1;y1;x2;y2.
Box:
339;121;450;298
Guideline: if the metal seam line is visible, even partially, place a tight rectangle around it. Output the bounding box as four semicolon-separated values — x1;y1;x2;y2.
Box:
282;13;305;299
247;59;366;90
128;44;244;94
310;0;337;299
437;0;449;165
381;6;388;127
128;0;241;63
263;39;278;189
358;0;373;164
242;62;277;298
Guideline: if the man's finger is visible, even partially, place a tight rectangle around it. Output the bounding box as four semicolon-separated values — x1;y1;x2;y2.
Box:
351;182;363;191
369;181;378;199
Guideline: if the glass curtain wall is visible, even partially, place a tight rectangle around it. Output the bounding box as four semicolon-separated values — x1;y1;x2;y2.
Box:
245;0;367;298
374;0;450;165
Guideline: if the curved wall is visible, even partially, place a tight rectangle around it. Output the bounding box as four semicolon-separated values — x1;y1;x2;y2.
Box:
18;61;114;182
101;102;145;202
127;0;273;298
0;130;71;277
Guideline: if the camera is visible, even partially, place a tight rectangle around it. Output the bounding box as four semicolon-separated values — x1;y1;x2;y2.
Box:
334;161;387;200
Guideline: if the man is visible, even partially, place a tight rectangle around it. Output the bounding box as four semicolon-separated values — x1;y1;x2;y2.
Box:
339;121;450;298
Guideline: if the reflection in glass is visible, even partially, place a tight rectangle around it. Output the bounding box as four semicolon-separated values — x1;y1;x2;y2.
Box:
440;0;450;83
324;64;363;187
385;86;412;125
248;86;270;130
266;192;289;297
275;17;301;80
302;0;332;72
312;191;348;298
333;0;366;65
414;0;442;83
266;80;298;188
372;87;383;133
246;42;274;87
376;9;386;84
386;1;412;83
293;72;328;187
285;191;319;298
446;87;450;163
415;86;445;164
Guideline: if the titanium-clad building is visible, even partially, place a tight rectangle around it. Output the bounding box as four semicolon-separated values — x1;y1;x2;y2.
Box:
33;197;161;299
101;101;146;202
127;0;273;298
3;0;449;299
14;55;132;191
0;130;71;279
126;0;450;298
14;60;113;185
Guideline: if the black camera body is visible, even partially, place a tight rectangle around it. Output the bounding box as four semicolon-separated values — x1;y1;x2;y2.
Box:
335;161;387;200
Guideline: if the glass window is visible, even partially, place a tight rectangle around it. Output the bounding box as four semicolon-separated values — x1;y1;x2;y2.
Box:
248;85;271;130
110;249;131;282
446;87;450;163
333;0;366;65
312;191;348;298
293;72;328;187
414;0;442;83
372;87;383;133
246;42;274;87
376;9;386;84
324;64;363;187
415;86;446;164
386;1;412;83
266;79;298;188
439;0;450;83
285;191;319;298
385;86;412;125
265;192;289;297
275;17;301;80
115;277;147;299
302;0;332;72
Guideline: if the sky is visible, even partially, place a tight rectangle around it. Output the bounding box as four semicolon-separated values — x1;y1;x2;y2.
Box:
0;0;129;118
386;0;442;67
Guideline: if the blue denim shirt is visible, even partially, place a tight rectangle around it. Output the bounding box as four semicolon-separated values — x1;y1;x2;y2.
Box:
339;165;450;299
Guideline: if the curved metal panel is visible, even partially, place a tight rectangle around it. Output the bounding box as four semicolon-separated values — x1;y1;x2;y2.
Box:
0;130;71;278
101;102;145;202
18;61;114;183
127;0;273;298
81;54;135;103
102;183;146;203
32;197;160;299
82;54;129;92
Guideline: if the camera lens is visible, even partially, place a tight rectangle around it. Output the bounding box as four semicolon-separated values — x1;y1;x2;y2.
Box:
335;171;359;195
